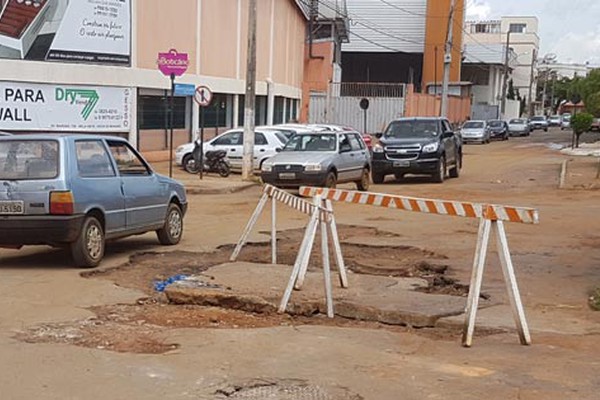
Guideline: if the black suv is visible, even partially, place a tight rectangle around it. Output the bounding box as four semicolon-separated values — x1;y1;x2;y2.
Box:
372;118;462;184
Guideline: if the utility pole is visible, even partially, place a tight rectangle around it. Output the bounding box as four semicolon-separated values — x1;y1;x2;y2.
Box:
500;31;511;118
541;69;549;114
440;0;455;118
527;48;537;117
242;0;257;181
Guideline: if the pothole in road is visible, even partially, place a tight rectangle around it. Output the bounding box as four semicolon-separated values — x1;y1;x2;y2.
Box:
84;225;471;298
16;225;491;354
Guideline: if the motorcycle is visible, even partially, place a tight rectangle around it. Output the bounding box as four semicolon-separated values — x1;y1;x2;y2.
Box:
184;140;231;177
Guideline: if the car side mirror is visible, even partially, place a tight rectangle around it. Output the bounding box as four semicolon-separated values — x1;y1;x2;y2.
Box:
443;131;454;139
275;147;282;153
375;132;383;139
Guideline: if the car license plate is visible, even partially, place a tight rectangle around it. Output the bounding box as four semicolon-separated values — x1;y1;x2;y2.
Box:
0;201;24;215
393;161;410;167
279;173;296;180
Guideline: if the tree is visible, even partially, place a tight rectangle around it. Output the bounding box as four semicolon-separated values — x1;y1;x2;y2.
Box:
507;79;516;100
585;91;600;117
570;112;593;148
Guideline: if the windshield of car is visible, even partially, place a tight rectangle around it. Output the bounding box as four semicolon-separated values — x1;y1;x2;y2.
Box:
510;119;526;124
562;115;571;121
463;121;485;129
487;121;503;127
0;140;59;180
282;134;337;152
384;120;440;138
532;116;546;121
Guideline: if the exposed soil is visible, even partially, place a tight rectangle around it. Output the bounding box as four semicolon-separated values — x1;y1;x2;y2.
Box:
15;300;504;354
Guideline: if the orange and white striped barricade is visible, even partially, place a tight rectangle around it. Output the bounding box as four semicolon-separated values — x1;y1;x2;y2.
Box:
230;185;347;318
299;186;539;347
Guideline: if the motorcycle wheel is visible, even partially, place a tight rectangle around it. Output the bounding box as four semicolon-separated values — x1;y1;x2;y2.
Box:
184;158;201;174
218;161;231;177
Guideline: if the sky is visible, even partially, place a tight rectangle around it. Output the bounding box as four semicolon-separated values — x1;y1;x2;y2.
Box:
466;0;600;65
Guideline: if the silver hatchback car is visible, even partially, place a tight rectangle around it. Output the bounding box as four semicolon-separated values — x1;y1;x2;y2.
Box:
261;131;371;190
0;135;187;267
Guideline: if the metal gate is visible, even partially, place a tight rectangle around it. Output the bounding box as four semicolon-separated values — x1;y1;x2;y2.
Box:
471;104;500;121
309;83;406;134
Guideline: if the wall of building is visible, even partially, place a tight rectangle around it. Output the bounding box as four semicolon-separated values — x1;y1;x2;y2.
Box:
422;0;465;90
301;40;336;123
0;0;307;158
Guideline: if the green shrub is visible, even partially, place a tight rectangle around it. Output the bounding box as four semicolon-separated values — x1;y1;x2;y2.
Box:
590;287;600;311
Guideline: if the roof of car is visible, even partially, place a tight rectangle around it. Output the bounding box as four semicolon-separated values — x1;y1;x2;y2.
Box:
390;117;447;122
0;133;128;141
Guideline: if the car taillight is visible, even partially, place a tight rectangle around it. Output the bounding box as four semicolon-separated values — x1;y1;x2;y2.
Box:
50;191;74;215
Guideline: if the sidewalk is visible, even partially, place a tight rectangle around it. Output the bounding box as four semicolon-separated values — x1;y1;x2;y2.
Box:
150;161;260;195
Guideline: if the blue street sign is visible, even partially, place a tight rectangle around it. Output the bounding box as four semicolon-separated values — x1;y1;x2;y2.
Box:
174;83;196;96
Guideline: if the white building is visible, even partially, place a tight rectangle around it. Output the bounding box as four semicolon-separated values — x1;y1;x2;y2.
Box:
462;43;518;119
464;17;540;111
537;61;591;80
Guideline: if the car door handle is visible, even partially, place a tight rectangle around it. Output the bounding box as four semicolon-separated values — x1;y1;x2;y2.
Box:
260;149;266;152
231;149;236;152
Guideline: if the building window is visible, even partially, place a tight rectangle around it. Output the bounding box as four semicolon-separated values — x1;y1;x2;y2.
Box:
138;95;186;130
274;97;285;124
200;94;228;128
509;23;527;34
472;23;500;34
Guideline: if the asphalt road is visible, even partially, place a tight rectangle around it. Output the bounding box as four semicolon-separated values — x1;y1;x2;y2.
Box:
1;127;599;400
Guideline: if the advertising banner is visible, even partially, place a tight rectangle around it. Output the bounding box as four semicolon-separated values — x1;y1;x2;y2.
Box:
0;82;132;132
0;0;131;66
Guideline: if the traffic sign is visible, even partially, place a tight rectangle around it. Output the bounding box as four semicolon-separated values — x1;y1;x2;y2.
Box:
174;83;196;96
194;85;213;107
359;98;370;110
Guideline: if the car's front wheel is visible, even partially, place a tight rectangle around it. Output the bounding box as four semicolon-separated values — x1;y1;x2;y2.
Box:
324;172;337;189
157;203;183;245
372;171;385;184
71;216;105;268
356;168;370;191
432;156;446;183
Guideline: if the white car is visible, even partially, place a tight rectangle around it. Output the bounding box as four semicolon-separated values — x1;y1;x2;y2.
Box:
175;128;289;171
460;120;490;144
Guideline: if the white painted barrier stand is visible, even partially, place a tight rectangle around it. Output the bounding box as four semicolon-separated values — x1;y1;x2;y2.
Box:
299;186;539;347
230;185;347;318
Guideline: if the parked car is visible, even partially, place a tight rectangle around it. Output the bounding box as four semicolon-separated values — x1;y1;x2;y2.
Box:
372;117;462;184
591;118;600;132
261;130;371;190
508;118;531;137
309;123;373;150
486;120;509;141
175;128;288;172
529;116;549;132
0;135;187;267
460;120;490;144
548;115;562;127
561;114;571;130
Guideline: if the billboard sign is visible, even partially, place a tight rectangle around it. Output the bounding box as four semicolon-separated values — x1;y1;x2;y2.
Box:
0;0;131;66
157;49;189;77
0;82;132;132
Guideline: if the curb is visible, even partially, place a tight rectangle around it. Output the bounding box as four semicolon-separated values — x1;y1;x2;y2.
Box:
185;182;260;195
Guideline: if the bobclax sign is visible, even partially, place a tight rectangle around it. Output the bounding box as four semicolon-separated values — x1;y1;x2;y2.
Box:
0;83;131;132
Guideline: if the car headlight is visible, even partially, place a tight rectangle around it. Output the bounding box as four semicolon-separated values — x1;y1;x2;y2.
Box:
304;164;322;172
261;164;273;172
373;144;384;153
422;142;439;153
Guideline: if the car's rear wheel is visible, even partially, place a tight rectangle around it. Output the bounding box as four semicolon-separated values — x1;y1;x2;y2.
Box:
372;171;385;184
449;153;460;178
356;168;370;191
432;156;446;183
71;216;105;268
324;172;337;189
157;203;183;245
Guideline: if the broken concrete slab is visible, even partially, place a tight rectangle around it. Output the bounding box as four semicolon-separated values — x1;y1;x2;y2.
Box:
165;262;475;328
437;304;600;336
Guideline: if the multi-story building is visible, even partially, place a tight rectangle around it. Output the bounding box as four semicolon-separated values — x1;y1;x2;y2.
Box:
464;16;540;111
341;0;465;92
0;0;308;156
